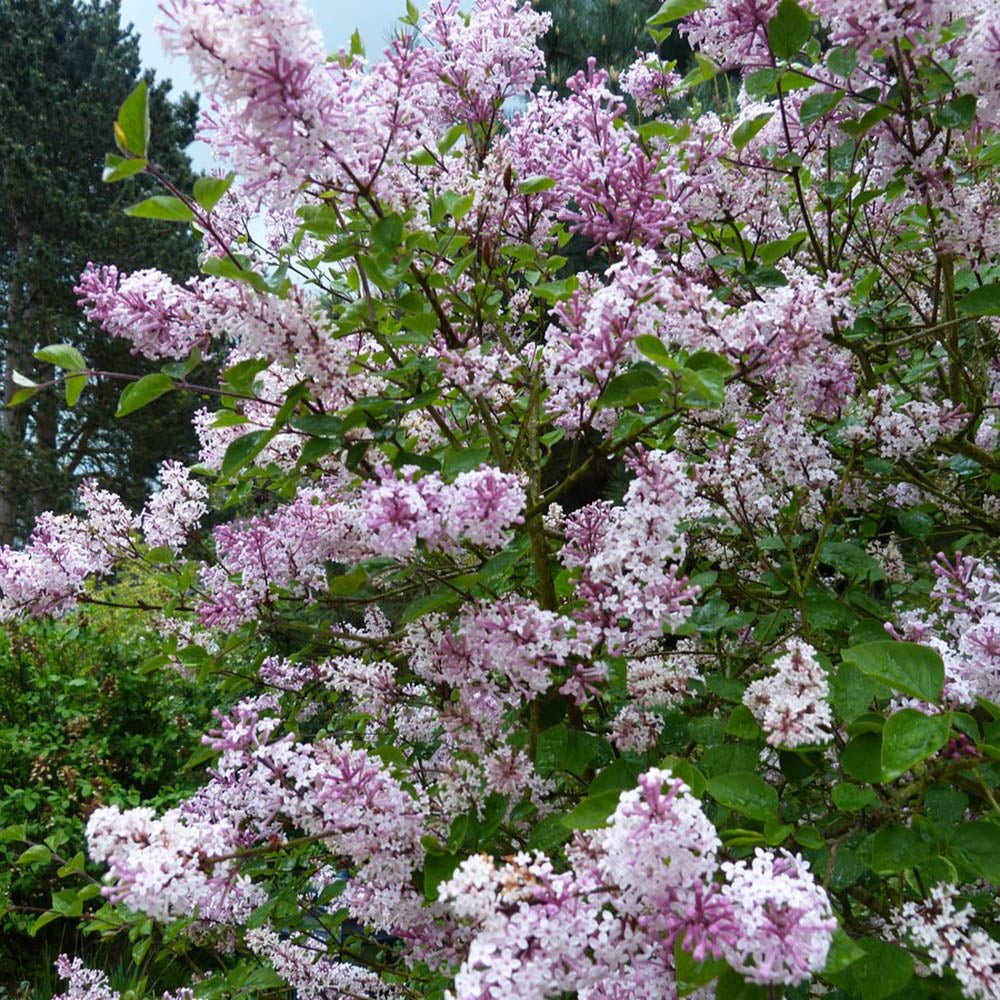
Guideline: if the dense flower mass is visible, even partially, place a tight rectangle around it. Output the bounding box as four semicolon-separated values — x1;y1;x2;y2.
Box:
12;0;1000;996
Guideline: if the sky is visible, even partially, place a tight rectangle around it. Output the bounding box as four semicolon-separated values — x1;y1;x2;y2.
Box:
119;0;428;170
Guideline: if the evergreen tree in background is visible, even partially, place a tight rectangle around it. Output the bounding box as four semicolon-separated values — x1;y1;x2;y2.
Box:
0;0;203;544
531;0;692;91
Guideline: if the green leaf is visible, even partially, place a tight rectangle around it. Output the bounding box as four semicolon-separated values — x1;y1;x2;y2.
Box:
599;366;665;408
767;0;812;59
732;112;773;150
193;174;234;213
124;196;196;222
531;275;578;303
715;968;769;1000
830;662;882;723
881;708;951;781
956;283;1000;317
0;824;26;843
560;791;623;830
757;232;805;264
635;335;678;369
423;852;462;901
116;80;149;157
222;357;270;396
819;541;880;580
674;938;725;995
35;344;85;371
372;213;404;252
681;366;725;408
949;821;1000;882
17;844;51;866
30;910;62;936
706;772;778;821
745;68;781;98
841;732;883;783
64;372;89;407
827;939;914;1000
827;46;858;77
659;756;707;798
7;386;39;407
115;373;175;417
870;824;936;874
220;429;270;478
841;641;944;703
648;0;707;27
517;175;557;194
936;93;977;130
799;90;843;125
102;153;147;183
832;783;876;811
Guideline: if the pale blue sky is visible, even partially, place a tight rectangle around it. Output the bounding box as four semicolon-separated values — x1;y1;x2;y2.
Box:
120;0;428;169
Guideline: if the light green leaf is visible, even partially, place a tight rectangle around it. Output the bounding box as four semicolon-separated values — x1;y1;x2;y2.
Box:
102;153;147;183
560;791;623;830
124;196;196;222
35;344;85;371
732;112;773;150
193;174;234;213
116;80;149;157
956;283;1000;317
648;0;707;27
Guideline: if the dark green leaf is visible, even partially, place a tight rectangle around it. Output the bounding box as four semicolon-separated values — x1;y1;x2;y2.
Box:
830;663;882;723
956;283;1000;317
841;641;944;703
799;90;843;125
222;357;270;396
635;334;677;369
715;967;768;1000
423;853;462;901
659;756;707;797
827;46;858;77
827;939;913;1000
823;929;866;974
124;195;196;222
832;783;876;811
936;93;977;130
841;733;883;783
881;709;951;781
599;365;665;408
115;373;175;417
820;541;879;579
675;938;725;995
220;429;270;478
560;791;623;829
870;824;936;873
745;68;781;98
949;822;1000;882
372;214;404;252
767;0;812;59
706;772;779;821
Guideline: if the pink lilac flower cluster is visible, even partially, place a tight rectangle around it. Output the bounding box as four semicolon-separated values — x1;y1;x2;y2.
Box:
246;926;404;1000
141;461;209;552
439;768;835;996
560;449;700;652
743;638;833;748
894;882;1000;999
0;481;135;620
509;61;695;251
681;0;779;68
88;697;427;935
619;54;680;116
362;465;526;558
890;552;1000;705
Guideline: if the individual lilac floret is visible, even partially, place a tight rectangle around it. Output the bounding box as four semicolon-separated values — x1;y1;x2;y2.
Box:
743;638;833;748
721;849;836;986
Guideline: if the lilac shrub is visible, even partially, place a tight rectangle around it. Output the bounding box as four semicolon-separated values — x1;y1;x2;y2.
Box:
3;0;1000;996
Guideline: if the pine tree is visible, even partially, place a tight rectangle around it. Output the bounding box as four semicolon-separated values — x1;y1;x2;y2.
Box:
0;0;202;543
531;0;692;92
